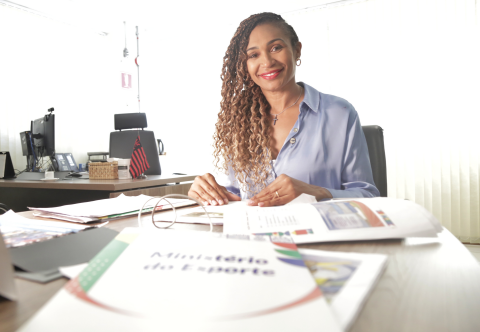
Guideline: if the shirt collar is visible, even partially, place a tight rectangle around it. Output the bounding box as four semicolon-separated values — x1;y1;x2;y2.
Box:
298;82;320;113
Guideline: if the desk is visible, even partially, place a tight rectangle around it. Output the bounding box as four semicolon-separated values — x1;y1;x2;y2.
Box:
0;175;196;212
1;211;480;332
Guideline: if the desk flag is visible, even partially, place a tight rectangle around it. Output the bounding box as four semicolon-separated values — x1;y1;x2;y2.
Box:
129;136;150;178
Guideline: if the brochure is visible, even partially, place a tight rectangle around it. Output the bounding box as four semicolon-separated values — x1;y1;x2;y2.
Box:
300;249;387;330
18;228;341;332
224;197;442;243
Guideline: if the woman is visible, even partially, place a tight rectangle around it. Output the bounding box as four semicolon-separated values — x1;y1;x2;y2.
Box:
188;12;379;207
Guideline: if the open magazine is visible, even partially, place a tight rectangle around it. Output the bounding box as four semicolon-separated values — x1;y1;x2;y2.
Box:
224;197;442;243
0;210;106;248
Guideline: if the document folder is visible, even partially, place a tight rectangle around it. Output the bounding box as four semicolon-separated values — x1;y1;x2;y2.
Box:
10;227;118;283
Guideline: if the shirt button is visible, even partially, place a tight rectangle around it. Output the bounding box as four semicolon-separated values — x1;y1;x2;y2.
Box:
294;128;299;132
290;138;296;144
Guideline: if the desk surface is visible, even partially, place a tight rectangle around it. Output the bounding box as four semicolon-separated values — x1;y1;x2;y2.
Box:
1;211;480;332
0;175;197;212
0;174;196;191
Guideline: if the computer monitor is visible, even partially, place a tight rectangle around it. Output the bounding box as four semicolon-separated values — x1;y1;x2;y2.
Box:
30;114;55;158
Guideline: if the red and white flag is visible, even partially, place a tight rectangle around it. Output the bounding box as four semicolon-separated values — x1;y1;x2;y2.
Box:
129;136;150;178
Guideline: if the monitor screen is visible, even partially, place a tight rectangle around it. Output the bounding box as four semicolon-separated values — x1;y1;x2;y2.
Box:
30;114;55;157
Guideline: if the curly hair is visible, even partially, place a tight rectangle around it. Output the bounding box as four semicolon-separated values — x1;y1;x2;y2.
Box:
213;12;300;197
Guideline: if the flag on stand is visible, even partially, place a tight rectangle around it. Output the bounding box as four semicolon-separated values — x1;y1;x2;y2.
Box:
129;135;150;178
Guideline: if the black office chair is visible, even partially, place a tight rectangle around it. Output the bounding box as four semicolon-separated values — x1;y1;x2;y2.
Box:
109;113;161;175
362;125;387;197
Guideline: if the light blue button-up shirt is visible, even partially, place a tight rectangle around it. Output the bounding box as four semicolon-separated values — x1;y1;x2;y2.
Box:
218;82;380;200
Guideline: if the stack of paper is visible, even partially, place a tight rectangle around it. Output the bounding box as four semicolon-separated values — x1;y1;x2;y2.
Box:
0;210;104;248
224;197;443;243
28;194;197;223
18;228;342;331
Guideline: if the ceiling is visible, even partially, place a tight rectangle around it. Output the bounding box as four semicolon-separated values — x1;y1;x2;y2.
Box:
1;0;342;34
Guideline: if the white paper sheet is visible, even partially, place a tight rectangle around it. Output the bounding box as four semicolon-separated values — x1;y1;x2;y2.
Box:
59;263;88;279
286;193;317;205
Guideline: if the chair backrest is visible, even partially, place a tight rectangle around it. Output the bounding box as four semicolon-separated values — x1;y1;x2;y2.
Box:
362;125;387;197
109;113;161;176
114;113;147;131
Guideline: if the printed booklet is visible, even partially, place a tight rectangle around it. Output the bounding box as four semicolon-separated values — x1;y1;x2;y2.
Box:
18;228;341;332
224;197;442;243
300;249;387;331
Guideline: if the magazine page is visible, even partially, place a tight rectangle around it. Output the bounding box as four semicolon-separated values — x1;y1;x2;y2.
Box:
224;198;440;244
0;210;97;248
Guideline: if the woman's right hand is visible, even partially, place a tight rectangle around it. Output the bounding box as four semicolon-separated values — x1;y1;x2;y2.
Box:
188;173;241;206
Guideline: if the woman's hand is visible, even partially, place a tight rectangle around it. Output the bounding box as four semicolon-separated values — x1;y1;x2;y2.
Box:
188;173;241;206
247;174;332;207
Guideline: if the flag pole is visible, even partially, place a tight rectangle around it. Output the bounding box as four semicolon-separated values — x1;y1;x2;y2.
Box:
135;26;140;113
135;25;147;179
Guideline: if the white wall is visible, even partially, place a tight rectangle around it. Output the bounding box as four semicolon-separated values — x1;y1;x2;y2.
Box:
0;0;334;175
0;5;119;171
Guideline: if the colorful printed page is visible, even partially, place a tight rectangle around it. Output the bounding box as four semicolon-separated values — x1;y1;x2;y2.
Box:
0;210;97;248
224;197;440;244
299;249;388;331
18;228;341;332
314;200;394;230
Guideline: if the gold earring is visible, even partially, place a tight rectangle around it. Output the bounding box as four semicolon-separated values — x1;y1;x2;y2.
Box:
296;58;301;66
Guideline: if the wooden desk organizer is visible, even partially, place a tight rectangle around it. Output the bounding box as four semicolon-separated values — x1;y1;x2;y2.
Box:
88;161;119;179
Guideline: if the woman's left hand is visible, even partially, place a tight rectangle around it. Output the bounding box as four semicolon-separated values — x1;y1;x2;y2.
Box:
247;174;333;207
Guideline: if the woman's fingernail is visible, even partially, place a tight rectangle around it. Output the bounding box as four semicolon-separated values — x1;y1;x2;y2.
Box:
217;199;224;205
211;200;217;206
203;201;209;206
259;202;265;207
247;199;254;205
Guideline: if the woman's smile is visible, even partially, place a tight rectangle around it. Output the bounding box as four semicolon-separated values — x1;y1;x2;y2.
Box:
258;68;284;80
246;23;301;93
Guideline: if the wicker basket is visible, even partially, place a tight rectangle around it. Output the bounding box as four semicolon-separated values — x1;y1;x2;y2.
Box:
89;161;118;179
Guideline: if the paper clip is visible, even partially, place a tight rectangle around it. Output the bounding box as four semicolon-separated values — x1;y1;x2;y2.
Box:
137;194;214;232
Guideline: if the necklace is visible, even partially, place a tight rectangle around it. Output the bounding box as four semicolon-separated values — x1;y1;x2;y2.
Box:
271;88;303;125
